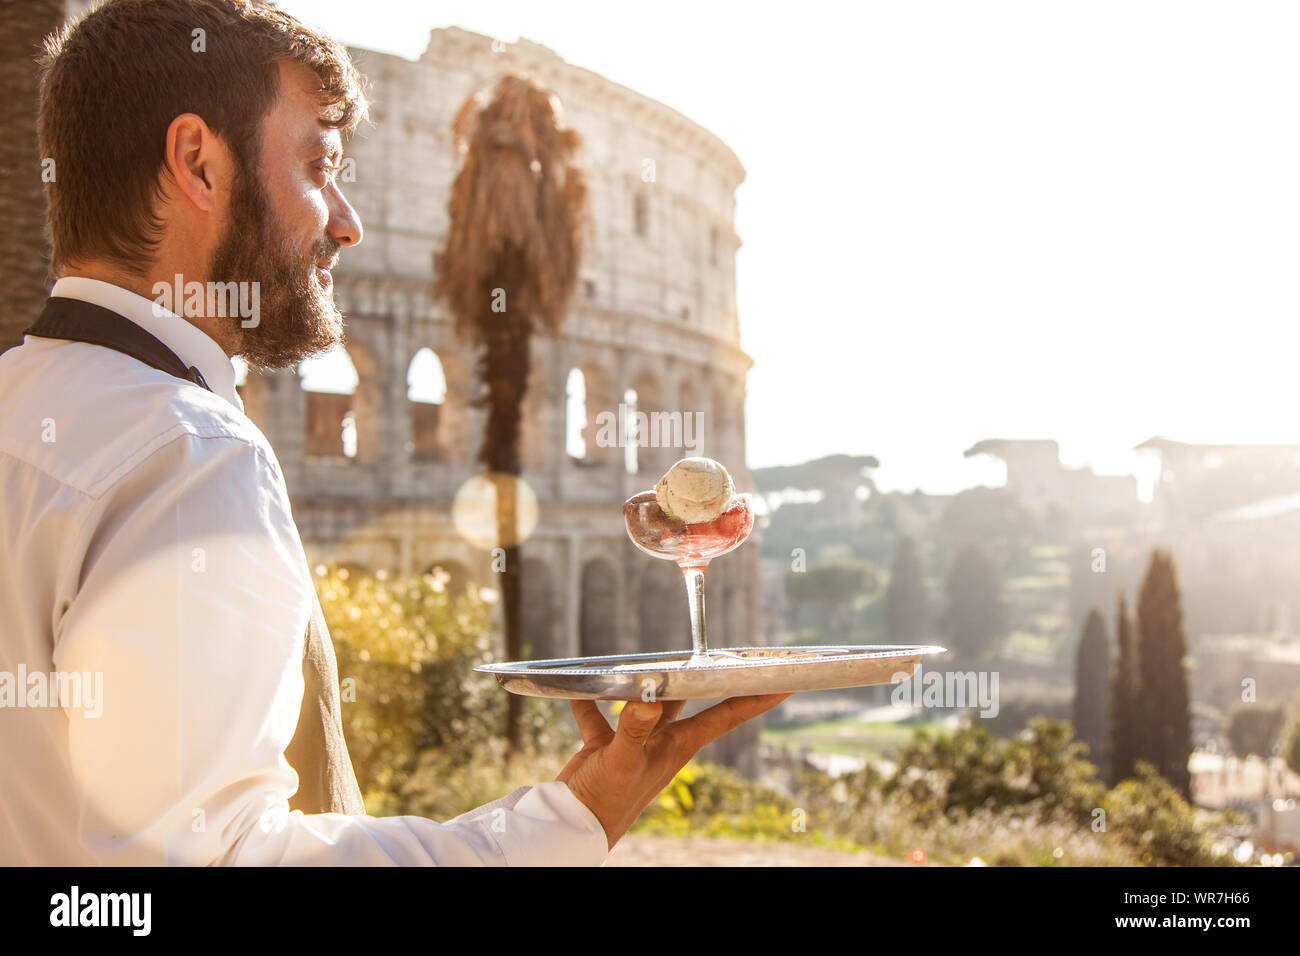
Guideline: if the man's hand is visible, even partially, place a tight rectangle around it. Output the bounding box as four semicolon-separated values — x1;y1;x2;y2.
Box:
555;694;791;851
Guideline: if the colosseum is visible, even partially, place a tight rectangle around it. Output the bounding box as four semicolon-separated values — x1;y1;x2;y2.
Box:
234;27;763;771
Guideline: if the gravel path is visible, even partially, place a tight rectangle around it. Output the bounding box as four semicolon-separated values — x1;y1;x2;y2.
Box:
603;833;926;867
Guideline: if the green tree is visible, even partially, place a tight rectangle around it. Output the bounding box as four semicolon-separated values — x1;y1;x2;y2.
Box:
319;565;571;812
1072;607;1110;776
785;559;876;637
1224;704;1285;759
884;536;926;642
939;543;1004;661
936;486;1036;569
1134;549;1193;799
1283;713;1300;776
884;718;1103;824
1102;762;1222;866
433;74;588;752
1108;591;1140;785
784;559;876;603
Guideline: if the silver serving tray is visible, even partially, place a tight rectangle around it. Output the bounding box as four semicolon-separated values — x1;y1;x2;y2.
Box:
475;644;947;701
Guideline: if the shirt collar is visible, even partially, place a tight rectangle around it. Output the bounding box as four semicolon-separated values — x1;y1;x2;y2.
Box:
49;276;244;413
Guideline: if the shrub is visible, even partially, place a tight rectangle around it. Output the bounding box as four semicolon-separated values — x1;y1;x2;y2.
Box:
316;570;1242;865
318;565;577;812
1224;704;1286;759
882;717;1103;825
634;760;809;842
1284;713;1300;776
638;719;1240;866
1102;762;1230;866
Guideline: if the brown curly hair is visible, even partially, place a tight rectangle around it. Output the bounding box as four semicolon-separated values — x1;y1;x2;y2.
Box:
37;0;368;279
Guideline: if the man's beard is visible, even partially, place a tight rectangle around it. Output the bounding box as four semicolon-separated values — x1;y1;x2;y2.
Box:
209;165;343;370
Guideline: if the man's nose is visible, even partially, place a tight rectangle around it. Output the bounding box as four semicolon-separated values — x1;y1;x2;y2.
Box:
327;185;363;248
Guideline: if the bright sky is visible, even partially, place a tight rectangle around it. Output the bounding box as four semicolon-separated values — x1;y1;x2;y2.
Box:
278;0;1300;495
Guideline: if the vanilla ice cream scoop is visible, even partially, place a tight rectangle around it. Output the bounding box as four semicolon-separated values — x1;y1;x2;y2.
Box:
654;457;735;524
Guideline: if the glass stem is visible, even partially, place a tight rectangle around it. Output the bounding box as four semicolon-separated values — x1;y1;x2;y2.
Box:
682;564;710;665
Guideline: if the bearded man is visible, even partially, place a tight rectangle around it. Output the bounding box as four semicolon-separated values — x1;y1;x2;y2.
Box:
0;0;784;866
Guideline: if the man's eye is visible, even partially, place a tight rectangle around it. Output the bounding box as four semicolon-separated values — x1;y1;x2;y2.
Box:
315;160;341;183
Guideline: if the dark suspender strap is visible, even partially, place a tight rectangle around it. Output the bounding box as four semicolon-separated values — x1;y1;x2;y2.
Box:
23;292;365;816
24;296;212;392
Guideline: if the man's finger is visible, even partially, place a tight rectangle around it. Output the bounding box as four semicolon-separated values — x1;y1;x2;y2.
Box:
569;699;612;743
651;700;686;736
672;693;791;751
606;700;662;765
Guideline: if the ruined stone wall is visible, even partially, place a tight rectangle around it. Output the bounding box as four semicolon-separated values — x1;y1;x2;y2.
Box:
238;27;762;773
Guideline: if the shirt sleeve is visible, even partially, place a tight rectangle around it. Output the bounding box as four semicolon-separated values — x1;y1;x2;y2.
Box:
53;427;609;866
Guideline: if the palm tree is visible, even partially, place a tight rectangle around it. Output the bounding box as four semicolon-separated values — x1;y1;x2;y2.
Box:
433;73;588;752
0;0;66;351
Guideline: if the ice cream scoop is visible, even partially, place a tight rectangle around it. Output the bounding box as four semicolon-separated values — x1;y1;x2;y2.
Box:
654;457;735;524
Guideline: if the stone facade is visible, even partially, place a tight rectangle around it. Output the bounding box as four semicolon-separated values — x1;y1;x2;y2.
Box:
964;438;1142;530
237;28;763;772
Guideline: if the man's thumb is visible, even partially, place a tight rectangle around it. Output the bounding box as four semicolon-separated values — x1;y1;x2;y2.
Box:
613;700;661;752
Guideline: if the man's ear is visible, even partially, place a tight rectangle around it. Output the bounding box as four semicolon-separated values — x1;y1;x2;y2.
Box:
162;112;231;215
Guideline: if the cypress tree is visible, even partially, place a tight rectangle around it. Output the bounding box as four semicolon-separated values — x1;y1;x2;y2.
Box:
1108;591;1139;786
884;536;926;641
940;543;1004;662
1072;607;1110;777
1134;548;1193;798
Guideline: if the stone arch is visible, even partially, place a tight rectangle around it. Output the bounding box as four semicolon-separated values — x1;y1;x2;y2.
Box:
406;347;447;461
299;342;380;464
711;380;738;466
299;345;356;460
406;341;473;465
580;556;619;657
565;367;588;460
675;374;707;461
638;560;689;652
232;356;270;430
633;190;649;238
520;557;559;659
726;560;749;649
570;361;617;467
344;339;381;466
629;367;669;478
704;554;743;650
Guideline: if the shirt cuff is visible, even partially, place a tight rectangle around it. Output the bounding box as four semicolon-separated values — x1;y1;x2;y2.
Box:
444;785;534;826
482;781;609;866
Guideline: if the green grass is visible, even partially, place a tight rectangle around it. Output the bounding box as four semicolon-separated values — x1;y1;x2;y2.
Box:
1004;575;1063;592
763;717;951;761
1001;630;1059;667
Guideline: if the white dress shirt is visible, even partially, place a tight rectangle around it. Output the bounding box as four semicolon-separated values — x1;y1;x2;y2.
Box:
0;277;609;865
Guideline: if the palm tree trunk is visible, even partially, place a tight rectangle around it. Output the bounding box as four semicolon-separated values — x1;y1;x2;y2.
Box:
435;77;588;756
0;0;64;350
478;272;533;754
499;541;522;754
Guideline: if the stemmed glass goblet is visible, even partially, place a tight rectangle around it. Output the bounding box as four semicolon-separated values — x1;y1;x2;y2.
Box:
623;490;754;667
